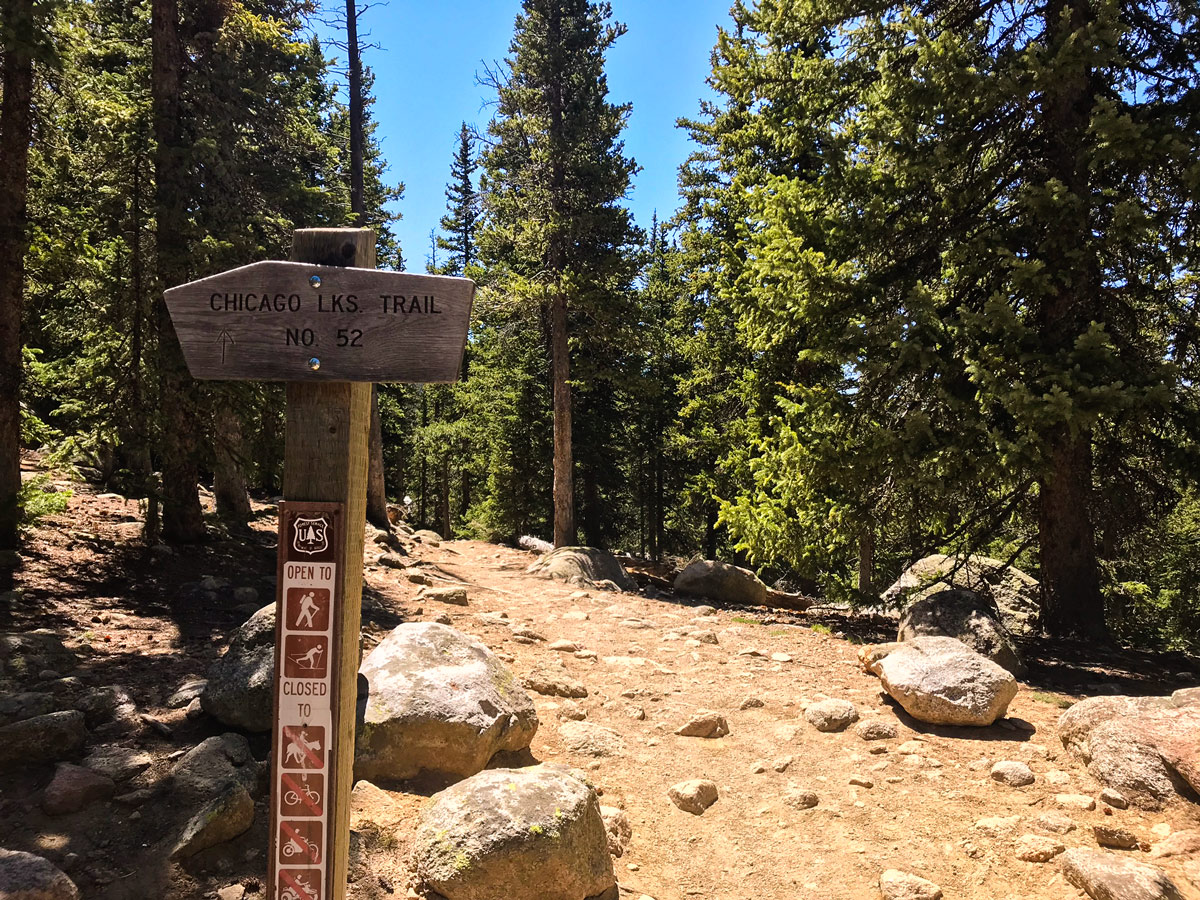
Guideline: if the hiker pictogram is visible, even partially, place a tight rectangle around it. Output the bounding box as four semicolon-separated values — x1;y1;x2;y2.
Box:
279;820;323;866
284;634;328;678
281;773;324;817
277;870;321;900
287;587;330;631
281;725;325;770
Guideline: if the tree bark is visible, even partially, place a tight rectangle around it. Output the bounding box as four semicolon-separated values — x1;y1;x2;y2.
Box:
0;0;35;552
1036;0;1105;637
550;293;575;546
346;0;364;222
151;0;205;542
365;387;390;529
213;401;251;521
857;528;875;598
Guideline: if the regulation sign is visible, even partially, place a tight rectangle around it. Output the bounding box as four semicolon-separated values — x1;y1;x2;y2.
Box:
164;261;475;382
270;502;343;899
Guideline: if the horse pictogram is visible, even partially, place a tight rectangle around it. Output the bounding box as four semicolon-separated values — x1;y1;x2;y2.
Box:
281;725;325;770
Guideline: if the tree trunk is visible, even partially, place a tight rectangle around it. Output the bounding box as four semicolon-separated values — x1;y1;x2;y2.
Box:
213;401;251;521
151;0;205;542
128;154;157;534
365;387;390;529
346;0;364;222
1036;0;1105;637
857;527;875;598
704;499;718;560
438;457;451;538
0;0;35;553
1038;431;1104;636
550;293;575;546
418;388;428;527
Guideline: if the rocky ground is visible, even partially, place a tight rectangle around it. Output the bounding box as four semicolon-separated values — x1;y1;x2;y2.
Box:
2;456;1200;900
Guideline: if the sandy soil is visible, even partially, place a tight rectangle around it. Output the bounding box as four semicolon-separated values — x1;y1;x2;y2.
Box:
2;456;1199;900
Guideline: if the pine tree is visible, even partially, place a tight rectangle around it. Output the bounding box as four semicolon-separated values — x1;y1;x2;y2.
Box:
479;0;640;547
706;0;1200;634
436;123;479;277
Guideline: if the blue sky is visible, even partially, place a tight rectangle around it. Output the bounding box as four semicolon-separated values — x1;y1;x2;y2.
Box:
338;0;734;270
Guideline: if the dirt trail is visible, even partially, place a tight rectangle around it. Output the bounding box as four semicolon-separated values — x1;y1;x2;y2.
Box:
2;464;1199;900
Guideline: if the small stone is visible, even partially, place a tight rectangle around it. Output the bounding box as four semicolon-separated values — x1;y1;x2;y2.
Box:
975;815;1022;837
406;572;431;586
668;779;718;815
420;586;468;606
172;784;255;858
166;679;207;709
675;710;729;738
433;613;452;625
523;670;588;699
232;586;258;605
739;696;765;710
511;625;546;641
771;653;792;662
990;760;1035;786
1100;787;1129;810
1014;834;1066;863
627;706;646;721
1094;824;1140;850
738;648;765;657
185;697;203;719
879;869;943;900
1044;769;1071;786
217;885;246;900
1035;812;1077;835
694;605;716;616
574;649;598;659
898;740;926;755
1057;793;1097;811
548;639;581;652
1150;830;1200;859
750;760;767;774
42;763;116;816
600;805;632;857
557;700;587;721
773;756;793;772
803;698;860;733
856;719;898;741
82;747;152;783
849;775;874;788
784;788;819;810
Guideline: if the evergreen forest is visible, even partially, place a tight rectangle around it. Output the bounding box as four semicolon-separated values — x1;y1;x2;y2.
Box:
3;0;1199;652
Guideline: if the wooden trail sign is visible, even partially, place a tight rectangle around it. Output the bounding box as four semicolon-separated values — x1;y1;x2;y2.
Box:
164;261;474;382
164;228;474;900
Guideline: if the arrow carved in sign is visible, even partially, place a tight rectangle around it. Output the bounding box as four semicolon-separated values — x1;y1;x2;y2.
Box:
217;329;235;363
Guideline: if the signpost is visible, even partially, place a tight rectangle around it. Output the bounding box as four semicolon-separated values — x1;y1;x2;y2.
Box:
165;228;474;900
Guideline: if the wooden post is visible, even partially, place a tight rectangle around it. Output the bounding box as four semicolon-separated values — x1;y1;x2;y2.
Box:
279;227;373;900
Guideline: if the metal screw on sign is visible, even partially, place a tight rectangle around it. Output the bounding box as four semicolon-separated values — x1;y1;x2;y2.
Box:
163;228;474;900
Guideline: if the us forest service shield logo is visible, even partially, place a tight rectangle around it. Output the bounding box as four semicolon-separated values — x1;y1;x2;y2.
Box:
292;515;330;556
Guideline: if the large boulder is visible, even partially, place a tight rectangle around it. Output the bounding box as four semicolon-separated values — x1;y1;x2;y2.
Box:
0;849;79;900
170;733;261;803
861;636;1018;726
356;623;539;783
898;589;1026;677
882;554;1041;635
411;765;617;900
0;631;78;678
0;711;87;772
527;547;637;593
1059;697;1200;808
673;560;767;607
1061;848;1184;900
200;604;275;733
